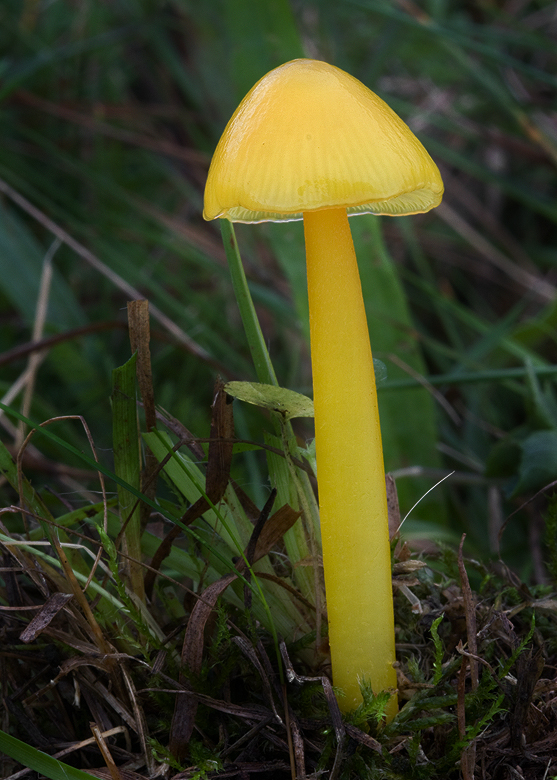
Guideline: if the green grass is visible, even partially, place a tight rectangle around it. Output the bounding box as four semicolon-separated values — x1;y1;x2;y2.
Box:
1;0;557;776
1;0;555;564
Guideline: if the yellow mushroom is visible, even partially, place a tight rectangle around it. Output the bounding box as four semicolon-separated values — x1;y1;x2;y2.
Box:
204;58;443;716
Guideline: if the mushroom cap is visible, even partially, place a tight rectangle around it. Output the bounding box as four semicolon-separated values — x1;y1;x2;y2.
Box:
203;59;443;223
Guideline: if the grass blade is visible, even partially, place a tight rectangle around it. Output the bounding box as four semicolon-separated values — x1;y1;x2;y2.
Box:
0;730;100;780
112;354;145;603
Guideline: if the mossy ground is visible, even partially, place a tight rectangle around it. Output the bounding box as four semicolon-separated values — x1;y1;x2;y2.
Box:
2;422;557;780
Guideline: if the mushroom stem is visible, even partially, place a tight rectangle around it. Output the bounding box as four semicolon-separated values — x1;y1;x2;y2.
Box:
303;207;398;715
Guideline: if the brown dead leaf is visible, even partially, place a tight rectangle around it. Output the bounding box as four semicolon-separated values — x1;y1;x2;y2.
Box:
19;592;74;642
169;572;238;760
127;299;158;529
243;503;301;569
127;300;156;433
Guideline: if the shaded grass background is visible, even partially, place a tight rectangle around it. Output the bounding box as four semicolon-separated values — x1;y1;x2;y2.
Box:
1;0;557;574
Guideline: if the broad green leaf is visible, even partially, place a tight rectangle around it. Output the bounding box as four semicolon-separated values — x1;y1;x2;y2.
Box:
225;380;314;420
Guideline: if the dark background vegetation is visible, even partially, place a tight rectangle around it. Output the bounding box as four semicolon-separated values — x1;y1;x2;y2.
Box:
1;0;557;575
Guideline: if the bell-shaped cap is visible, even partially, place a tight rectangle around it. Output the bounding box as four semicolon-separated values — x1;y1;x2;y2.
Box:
203;59;443;223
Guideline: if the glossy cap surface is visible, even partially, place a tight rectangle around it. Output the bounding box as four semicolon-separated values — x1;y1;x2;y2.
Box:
203;59;443;223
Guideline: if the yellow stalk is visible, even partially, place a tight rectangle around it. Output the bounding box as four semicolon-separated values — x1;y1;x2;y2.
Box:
303;207;397;716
